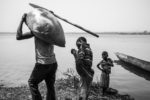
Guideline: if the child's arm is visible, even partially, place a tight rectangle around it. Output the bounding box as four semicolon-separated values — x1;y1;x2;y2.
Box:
16;13;34;40
71;49;77;60
97;61;103;71
107;58;114;67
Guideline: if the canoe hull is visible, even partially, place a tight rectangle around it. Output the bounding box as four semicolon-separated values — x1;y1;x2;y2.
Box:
26;6;65;47
115;52;150;72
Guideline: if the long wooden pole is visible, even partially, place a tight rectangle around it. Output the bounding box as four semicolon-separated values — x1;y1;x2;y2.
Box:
52;13;99;37
29;3;99;38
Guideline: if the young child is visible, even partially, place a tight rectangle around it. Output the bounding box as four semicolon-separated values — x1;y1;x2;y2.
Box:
71;37;94;100
97;51;114;96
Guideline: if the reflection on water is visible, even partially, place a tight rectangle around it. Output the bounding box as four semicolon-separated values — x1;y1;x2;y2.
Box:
114;60;150;81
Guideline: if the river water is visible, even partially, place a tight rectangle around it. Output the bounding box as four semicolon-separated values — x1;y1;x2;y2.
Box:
0;33;150;100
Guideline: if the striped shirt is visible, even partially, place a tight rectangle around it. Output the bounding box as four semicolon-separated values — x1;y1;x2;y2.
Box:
77;43;93;67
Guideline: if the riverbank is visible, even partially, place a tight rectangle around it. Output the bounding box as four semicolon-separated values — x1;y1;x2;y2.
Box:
0;70;134;100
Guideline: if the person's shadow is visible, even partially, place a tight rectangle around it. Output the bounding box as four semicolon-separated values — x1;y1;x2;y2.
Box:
114;60;150;81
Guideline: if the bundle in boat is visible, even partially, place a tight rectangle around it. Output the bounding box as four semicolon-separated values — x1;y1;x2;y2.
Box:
26;8;65;47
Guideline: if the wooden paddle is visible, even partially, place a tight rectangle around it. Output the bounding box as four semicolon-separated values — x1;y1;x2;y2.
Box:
29;3;99;38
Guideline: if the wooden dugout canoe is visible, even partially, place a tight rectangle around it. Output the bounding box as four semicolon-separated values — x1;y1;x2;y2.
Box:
26;4;65;47
115;52;150;72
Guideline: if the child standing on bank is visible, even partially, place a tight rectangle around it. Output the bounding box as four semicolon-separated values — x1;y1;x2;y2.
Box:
97;51;114;96
71;37;94;100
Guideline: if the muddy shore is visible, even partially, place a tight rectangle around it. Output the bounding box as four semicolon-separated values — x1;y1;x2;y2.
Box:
0;73;134;100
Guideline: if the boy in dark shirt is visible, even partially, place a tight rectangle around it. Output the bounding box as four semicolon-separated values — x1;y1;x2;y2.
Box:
71;37;94;100
97;51;113;96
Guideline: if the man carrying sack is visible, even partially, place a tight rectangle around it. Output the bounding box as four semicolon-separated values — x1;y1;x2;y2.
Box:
71;37;94;100
16;11;64;100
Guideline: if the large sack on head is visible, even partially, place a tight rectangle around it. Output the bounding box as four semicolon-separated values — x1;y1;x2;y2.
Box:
26;8;65;47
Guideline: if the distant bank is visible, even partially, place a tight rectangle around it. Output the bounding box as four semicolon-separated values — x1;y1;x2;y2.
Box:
0;32;150;35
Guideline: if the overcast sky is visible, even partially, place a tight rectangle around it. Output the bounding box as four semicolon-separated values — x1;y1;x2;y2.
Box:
0;0;150;32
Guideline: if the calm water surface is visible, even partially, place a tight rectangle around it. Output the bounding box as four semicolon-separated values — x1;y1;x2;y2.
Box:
0;34;150;100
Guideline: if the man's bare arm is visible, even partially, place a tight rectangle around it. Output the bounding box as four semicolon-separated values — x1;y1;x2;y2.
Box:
16;14;34;40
